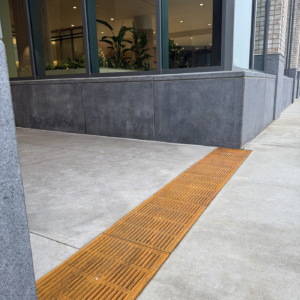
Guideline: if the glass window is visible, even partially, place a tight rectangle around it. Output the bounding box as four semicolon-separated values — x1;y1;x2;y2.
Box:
167;0;221;69
37;0;86;76
95;0;156;73
0;0;32;77
233;0;253;69
253;0;266;71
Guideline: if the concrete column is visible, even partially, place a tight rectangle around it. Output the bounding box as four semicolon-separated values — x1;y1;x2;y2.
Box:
288;68;298;101
266;53;285;119
265;0;290;119
0;20;38;300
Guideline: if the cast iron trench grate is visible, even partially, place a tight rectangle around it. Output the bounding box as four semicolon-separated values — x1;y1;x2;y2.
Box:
36;147;251;300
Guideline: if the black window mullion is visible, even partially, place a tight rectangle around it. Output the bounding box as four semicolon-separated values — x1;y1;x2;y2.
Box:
82;0;99;75
263;0;270;73
161;0;169;69
27;0;46;76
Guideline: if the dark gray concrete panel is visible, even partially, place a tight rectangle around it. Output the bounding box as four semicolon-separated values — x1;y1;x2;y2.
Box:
0;38;37;299
82;81;154;140
266;54;285;119
11;84;31;128
154;78;244;149
26;83;85;133
288;68;297;103
264;79;276;128
282;78;293;113
242;78;276;146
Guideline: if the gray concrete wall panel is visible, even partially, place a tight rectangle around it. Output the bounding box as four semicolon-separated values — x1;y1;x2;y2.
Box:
11;84;31;128
26;83;85;133
82;81;154;140
10;71;281;149
153;78;244;149
282;77;294;112
242;78;275;145
266;54;285;119
288;68;298;103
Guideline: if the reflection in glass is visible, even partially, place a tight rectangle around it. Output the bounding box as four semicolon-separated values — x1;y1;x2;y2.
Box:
168;0;218;69
2;0;32;77
254;0;266;71
38;0;86;75
95;0;156;73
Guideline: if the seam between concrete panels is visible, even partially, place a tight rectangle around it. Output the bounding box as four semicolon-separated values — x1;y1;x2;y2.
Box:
240;77;246;148
29;231;80;250
152;79;155;141
80;82;87;134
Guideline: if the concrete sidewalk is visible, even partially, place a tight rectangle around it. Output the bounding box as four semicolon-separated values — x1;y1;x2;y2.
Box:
138;100;300;300
17;100;300;299
16;128;215;280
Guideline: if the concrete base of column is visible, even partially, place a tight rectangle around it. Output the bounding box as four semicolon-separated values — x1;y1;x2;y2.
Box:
287;68;298;103
266;54;286;119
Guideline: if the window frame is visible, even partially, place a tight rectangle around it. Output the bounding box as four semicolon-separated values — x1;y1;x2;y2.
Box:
10;0;236;81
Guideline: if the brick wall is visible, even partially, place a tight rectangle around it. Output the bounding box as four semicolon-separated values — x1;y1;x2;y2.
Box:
254;0;290;56
267;0;289;56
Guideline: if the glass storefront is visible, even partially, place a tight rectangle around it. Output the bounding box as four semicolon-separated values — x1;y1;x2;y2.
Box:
38;0;86;76
233;0;253;69
95;0;156;73
0;0;227;79
168;0;217;69
0;0;32;77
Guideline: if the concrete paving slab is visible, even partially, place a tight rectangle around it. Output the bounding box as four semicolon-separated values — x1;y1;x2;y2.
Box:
138;180;300;300
247;126;300;148
233;144;300;189
16;128;214;165
17;99;300;298
29;233;77;280
23;155;196;248
138;100;300;299
16;128;215;275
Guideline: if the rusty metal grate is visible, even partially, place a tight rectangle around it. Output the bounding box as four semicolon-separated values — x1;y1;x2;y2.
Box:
36;148;251;299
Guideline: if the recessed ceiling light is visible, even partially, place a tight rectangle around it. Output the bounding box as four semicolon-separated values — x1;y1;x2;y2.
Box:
180;20;183;23
200;3;203;6
73;6;76;9
208;24;211;26
101;32;104;34
176;43;178;45
71;25;74;27
190;37;193;39
153;31;155;33
209;43;212;45
196;47;199;49
111;18;114;20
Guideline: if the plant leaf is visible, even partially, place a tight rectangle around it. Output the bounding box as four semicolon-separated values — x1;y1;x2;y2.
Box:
100;39;113;46
123;39;133;44
96;19;114;31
